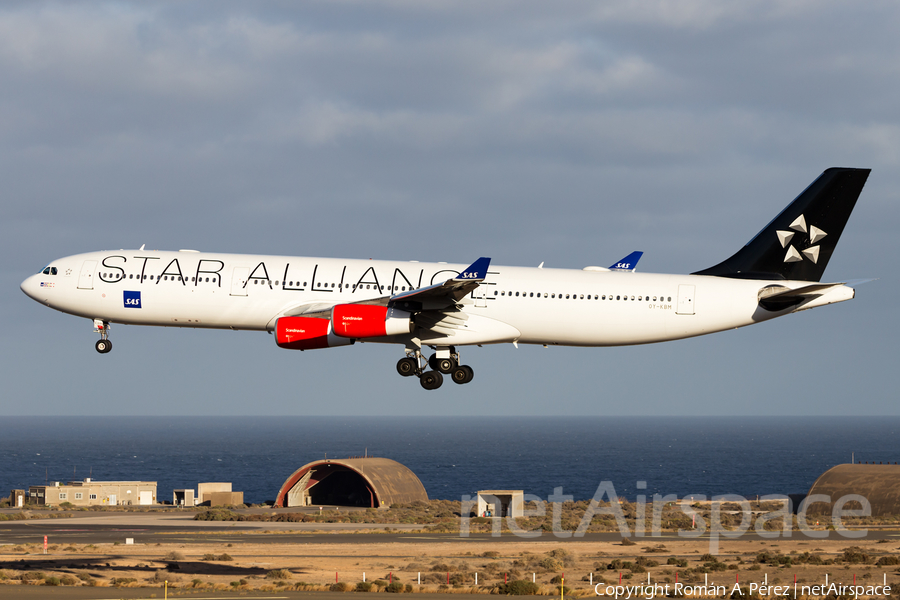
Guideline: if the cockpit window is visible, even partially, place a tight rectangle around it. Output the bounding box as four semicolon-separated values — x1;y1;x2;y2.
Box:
40;266;58;275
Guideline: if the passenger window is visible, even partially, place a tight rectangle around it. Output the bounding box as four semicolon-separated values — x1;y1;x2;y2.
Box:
668;296;672;301
580;294;584;299
494;291;498;295
515;292;519;296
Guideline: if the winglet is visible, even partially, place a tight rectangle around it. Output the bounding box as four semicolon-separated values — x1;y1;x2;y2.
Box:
609;251;643;272
455;257;491;281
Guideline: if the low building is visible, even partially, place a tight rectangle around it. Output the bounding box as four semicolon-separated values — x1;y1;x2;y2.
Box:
173;489;195;507
476;490;524;518
197;482;243;506
10;490;25;508
28;479;156;507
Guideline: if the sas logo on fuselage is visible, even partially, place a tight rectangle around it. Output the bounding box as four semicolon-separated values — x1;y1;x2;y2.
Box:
123;291;142;308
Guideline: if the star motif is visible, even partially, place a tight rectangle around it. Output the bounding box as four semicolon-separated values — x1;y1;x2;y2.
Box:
776;214;826;264
65;268;73;276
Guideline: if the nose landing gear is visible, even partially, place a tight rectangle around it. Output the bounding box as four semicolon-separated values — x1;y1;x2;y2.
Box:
94;319;112;354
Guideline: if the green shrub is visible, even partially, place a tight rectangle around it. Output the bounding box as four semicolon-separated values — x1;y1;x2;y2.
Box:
44;576;61;586
149;570;169;583
194;509;241;521
20;572;45;582
385;582;404;593
267;569;291;580
331;582;351;592
876;556;900;566
841;547;870;564
202;553;234;561
60;575;78;586
497;580;540;595
356;581;373;592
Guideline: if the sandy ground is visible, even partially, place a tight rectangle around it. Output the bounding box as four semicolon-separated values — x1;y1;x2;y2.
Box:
3;531;900;596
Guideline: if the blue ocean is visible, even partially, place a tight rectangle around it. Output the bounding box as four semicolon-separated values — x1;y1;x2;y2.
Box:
1;416;898;505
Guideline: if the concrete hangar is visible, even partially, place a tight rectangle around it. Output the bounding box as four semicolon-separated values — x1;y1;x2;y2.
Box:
275;457;427;508
804;463;900;516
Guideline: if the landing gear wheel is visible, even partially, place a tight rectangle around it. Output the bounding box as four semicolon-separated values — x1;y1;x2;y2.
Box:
451;365;474;384
428;354;439;370
95;339;112;354
436;357;457;374
396;357;418;377
420;371;443;390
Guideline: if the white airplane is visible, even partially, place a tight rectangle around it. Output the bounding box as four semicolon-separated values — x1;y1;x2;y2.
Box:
21;167;870;390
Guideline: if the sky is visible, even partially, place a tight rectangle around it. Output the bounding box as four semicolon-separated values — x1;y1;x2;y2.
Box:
1;1;898;416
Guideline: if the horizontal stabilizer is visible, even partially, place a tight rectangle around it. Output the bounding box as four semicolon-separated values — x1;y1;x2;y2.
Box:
757;282;848;311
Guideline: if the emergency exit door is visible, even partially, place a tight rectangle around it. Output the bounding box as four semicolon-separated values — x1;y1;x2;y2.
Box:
676;284;695;315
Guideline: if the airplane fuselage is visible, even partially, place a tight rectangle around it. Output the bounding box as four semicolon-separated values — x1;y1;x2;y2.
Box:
20;249;853;349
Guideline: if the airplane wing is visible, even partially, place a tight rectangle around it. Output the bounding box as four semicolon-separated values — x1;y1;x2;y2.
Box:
609;251;643;272
277;257;491;333
389;257;490;308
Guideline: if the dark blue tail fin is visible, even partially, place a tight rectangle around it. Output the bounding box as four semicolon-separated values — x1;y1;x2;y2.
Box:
692;168;870;282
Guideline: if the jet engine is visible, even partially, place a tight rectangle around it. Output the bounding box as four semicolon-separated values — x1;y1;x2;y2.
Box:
331;304;412;339
275;316;352;350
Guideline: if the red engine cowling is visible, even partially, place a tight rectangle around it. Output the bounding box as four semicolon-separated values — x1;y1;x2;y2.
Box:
332;304;412;339
275;316;353;350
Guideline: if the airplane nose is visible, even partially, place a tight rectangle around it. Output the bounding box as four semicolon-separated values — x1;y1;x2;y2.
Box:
20;274;42;301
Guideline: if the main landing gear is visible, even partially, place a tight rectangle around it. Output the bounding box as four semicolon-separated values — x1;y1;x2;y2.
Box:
396;347;474;390
93;319;112;354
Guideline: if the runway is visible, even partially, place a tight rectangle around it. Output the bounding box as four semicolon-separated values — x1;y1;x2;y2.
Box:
1;511;896;545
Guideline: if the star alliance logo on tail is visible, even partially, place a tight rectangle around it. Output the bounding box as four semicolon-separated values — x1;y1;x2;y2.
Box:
777;214;826;264
123;290;142;308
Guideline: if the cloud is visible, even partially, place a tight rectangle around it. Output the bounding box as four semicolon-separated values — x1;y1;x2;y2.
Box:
2;1;899;416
